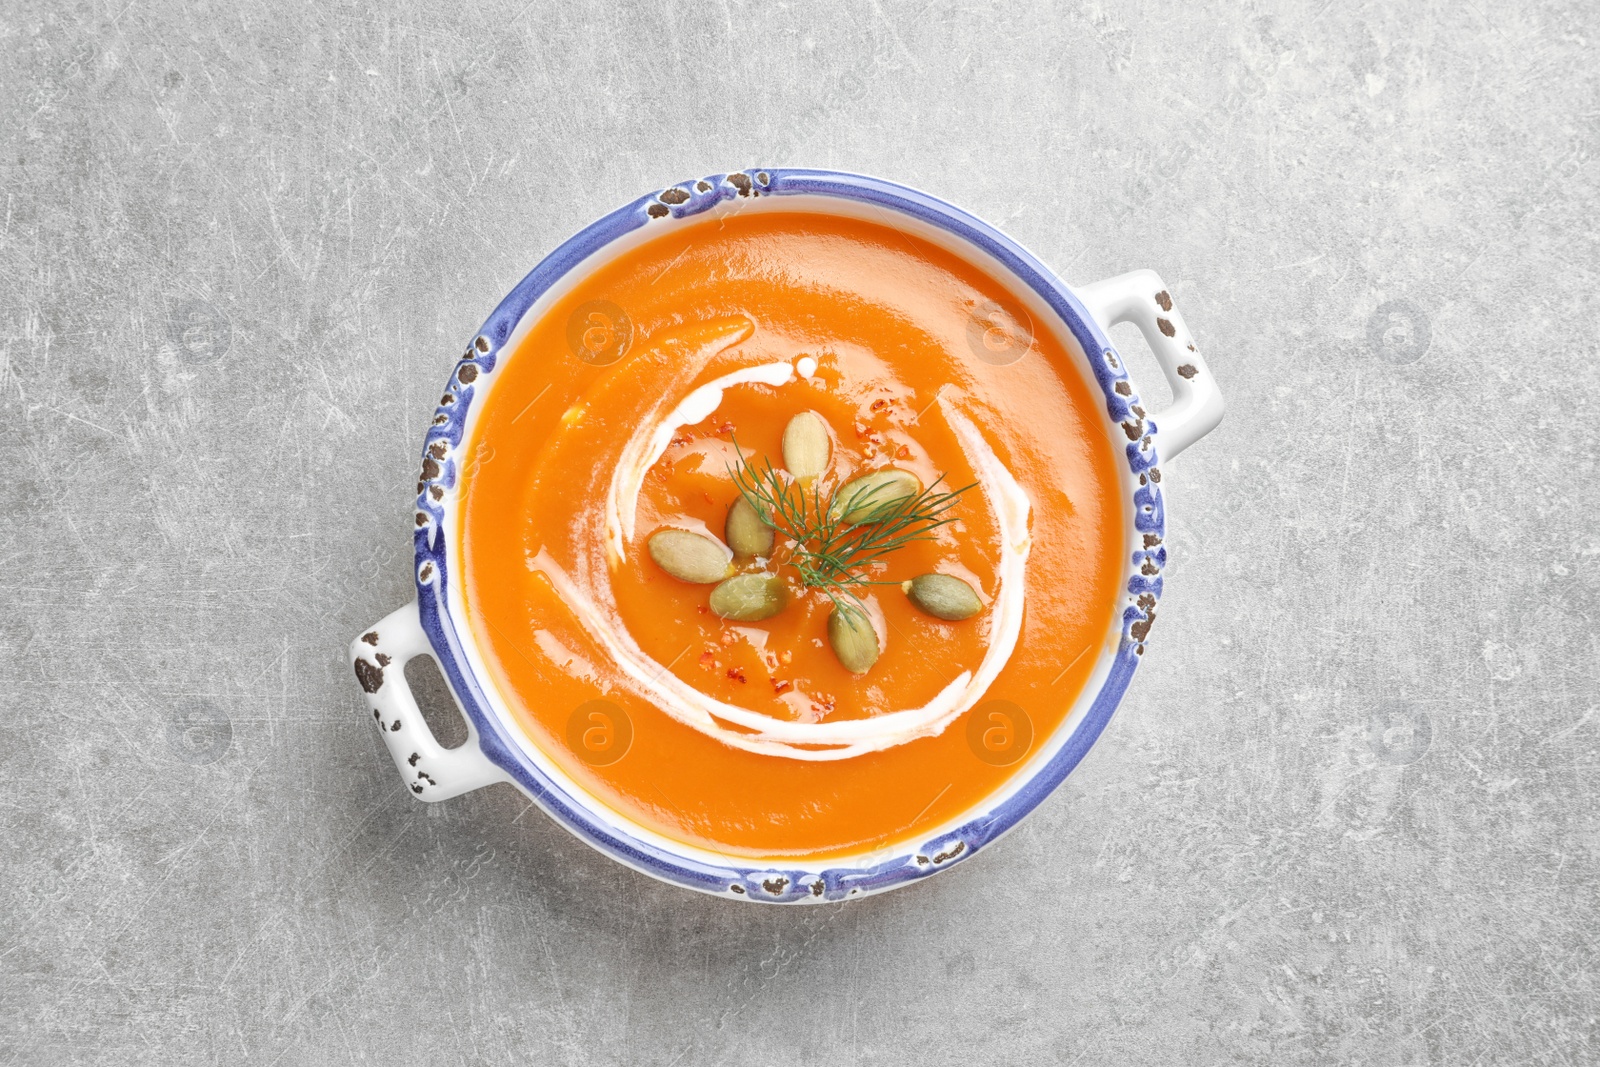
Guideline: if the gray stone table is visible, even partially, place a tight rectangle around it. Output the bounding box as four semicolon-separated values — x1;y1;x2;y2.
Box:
3;1;1596;1063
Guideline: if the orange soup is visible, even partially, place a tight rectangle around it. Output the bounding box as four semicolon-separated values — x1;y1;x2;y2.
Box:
459;210;1124;860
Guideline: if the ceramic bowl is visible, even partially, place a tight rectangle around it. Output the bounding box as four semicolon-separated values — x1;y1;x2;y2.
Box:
349;169;1223;903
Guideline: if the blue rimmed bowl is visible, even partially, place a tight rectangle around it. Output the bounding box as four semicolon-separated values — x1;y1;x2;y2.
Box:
348;169;1223;903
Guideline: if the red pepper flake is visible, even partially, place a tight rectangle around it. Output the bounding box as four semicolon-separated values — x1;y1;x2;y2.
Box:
698;651;716;669
771;678;792;695
870;398;889;412
702;491;715;506
670;433;693;447
716;421;736;436
895;444;912;459
727;667;747;683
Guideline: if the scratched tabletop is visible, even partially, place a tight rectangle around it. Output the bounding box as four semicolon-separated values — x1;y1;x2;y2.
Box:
3;2;1596;1063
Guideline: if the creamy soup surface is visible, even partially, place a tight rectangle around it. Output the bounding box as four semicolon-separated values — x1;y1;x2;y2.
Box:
460;210;1124;859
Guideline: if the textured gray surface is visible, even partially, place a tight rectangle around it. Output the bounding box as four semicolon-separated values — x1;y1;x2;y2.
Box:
3;1;1597;1063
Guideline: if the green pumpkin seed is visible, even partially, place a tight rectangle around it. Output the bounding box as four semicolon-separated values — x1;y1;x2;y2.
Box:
647;528;732;584
831;468;921;525
709;573;787;621
827;604;880;673
725;495;775;557
903;573;983;620
782;411;831;482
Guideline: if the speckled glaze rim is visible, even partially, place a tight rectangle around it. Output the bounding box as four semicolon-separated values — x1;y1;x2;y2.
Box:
352;169;1221;903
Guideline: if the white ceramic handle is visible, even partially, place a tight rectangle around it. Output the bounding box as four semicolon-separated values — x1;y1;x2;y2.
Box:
1076;269;1224;460
350;600;506;801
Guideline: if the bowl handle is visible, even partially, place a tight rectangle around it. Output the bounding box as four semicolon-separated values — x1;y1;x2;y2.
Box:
350;600;507;801
1075;270;1224;460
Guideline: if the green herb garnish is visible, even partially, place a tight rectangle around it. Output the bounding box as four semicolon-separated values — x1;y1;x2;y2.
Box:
727;439;973;618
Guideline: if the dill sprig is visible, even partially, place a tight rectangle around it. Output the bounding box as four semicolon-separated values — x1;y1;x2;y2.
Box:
727;439;973;617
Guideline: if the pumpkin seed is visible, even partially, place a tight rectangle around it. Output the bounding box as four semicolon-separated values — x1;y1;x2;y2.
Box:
903;573;983;620
725;495;775;557
827;604;880;673
709;573;787;621
782;411;831;482
647;528;732;584
831;468;921;525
